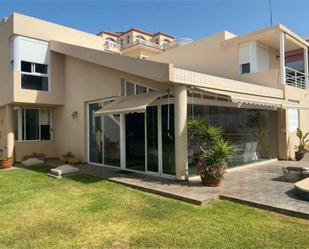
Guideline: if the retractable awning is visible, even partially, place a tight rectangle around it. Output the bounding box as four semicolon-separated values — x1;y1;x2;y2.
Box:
195;87;309;109
95;90;166;116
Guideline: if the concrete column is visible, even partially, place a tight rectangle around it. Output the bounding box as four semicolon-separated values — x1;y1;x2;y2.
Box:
174;84;188;180
279;32;286;85
6;105;14;158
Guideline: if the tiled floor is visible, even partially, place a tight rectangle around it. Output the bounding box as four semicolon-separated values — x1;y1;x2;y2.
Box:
78;161;309;219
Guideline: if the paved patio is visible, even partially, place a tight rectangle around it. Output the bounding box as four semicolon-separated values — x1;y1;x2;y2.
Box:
79;160;309;219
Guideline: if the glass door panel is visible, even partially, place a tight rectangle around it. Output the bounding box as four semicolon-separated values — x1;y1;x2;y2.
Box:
146;106;158;173
161;104;175;175
88;103;103;164
103;114;120;167
125;113;145;171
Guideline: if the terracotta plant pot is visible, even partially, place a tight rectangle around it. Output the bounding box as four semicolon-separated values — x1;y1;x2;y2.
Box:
201;172;222;187
295;151;305;161
0;159;13;169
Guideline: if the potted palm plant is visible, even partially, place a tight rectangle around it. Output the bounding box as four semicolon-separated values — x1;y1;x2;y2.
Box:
0;156;13;169
294;128;309;161
188;119;233;187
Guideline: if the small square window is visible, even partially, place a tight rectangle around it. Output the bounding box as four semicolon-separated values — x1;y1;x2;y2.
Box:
35;63;48;74
241;63;250;75
21;61;32;73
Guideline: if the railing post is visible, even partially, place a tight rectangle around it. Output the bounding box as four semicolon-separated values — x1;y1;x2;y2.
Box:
279;32;286;85
304;46;308;89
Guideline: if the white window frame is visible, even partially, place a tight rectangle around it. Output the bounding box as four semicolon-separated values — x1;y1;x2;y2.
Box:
21;61;50;92
14;107;52;142
124;80;155;96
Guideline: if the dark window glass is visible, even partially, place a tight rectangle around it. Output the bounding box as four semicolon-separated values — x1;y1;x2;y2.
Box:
21;61;32;72
35;63;48;74
241;63;250;74
161;104;175;175
24;109;39;140
88;103;103;164
14;109;19;141
126;82;135;95
147;106;158;172
21;74;48;91
187;105;278;175
125;113;145;171
103;114;120;167
136;85;147;94
40;110;51;140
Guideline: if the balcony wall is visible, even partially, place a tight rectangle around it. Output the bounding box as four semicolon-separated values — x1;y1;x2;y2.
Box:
239;69;281;89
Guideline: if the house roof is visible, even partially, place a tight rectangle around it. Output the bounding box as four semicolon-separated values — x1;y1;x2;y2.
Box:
222;24;309;51
49;40;171;83
97;28;175;39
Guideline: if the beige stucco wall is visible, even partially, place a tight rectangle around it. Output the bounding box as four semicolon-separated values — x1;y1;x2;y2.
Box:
282;85;309;159
51;55;171;161
150;31;281;89
13;51;65;105
122;47;161;58
0;106;6;156
0;17;14;107
12;13;106;50
14;141;55;161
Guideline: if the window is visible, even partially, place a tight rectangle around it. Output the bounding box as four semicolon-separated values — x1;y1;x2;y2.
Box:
14;108;52;141
136;35;146;41
288;108;299;132
120;39;123;46
125;81;154;96
240;63;250;75
21;61;49;91
126;36;130;44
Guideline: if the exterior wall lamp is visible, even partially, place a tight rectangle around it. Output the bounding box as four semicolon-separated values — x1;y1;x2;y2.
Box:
71;111;78;120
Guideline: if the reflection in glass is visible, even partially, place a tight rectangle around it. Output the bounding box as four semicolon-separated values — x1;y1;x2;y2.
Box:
188;104;277;175
88;103;103;164
147;106;158;172
161;104;175;175
125;113;145;171
103;115;120;167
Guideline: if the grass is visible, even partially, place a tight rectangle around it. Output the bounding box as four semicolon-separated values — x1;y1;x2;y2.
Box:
0;165;308;249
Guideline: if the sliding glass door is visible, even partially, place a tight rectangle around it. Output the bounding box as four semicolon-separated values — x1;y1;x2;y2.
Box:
125;113;145;171
88;102;103;164
146;106;158;173
88;102;120;166
88;101;175;177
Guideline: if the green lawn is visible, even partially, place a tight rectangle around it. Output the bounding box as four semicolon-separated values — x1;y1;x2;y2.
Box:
0;165;308;249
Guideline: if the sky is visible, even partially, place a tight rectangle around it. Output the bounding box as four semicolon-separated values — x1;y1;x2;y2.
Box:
1;0;309;40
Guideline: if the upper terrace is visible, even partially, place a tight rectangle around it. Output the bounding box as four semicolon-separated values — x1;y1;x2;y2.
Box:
222;24;309;91
98;28;176;58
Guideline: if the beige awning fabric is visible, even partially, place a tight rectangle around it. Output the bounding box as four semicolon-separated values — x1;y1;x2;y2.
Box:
95;90;166;116
195;87;309;109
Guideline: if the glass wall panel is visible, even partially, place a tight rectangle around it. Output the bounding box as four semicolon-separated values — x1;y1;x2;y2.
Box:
24;109;39;140
147;106;158;172
88;103;103;164
125;113;145;171
103;115;120;167
188;104;277;175
161;104;175;175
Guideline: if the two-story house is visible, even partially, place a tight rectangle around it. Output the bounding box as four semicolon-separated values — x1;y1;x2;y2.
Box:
0;13;308;180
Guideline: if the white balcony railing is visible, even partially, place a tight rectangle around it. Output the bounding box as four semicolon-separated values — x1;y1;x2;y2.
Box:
104;40;121;53
285;66;309;89
122;38;163;50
